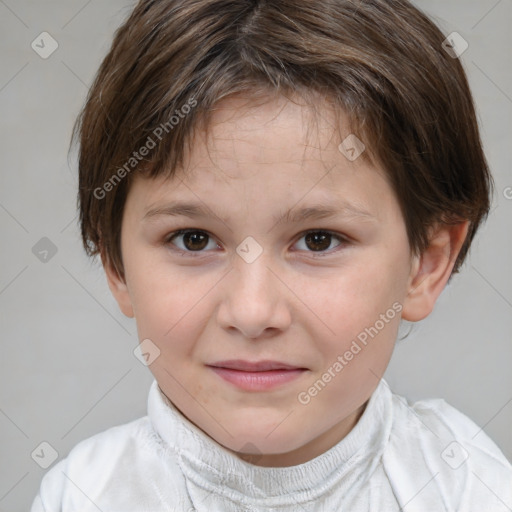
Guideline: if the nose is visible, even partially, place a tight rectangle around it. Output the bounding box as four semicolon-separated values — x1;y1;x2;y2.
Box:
216;251;292;340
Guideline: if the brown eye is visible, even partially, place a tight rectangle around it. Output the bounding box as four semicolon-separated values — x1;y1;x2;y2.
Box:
182;231;208;251
304;232;332;251
167;230;216;253
294;230;345;255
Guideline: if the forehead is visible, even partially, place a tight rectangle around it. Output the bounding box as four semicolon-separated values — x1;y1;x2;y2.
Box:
177;94;379;184
199;94;355;164
126;94;400;228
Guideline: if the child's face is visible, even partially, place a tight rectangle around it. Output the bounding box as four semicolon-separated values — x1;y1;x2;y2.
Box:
109;95;422;466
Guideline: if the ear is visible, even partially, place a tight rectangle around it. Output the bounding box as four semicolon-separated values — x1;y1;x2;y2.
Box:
101;251;134;318
401;221;469;322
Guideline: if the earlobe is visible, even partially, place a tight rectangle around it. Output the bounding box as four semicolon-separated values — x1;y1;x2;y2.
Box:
401;221;469;322
101;252;135;318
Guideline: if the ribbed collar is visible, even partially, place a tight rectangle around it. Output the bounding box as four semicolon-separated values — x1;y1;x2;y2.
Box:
147;378;392;506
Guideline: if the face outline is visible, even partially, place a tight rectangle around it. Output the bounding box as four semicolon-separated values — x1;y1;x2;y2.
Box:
105;94;467;467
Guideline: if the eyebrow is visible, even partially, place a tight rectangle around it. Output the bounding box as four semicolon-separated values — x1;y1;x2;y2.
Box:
142;200;376;226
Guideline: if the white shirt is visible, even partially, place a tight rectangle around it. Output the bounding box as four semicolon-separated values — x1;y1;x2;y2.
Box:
31;379;512;511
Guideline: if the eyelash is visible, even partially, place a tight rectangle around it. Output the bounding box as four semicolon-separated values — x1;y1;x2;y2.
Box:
164;229;349;258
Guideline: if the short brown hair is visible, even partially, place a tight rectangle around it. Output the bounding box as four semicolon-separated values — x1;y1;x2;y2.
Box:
74;0;492;280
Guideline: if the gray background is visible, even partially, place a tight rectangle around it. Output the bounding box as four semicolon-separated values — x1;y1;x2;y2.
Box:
0;1;510;510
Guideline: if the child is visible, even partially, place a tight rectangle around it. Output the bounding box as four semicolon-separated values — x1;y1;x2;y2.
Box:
32;0;512;510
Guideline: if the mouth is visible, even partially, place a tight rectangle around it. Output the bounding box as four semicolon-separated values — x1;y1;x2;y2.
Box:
206;360;308;391
208;359;307;372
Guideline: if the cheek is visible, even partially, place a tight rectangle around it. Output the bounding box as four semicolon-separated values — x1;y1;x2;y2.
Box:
124;232;408;360
296;268;404;398
125;250;215;348
297;269;401;409
302;263;402;344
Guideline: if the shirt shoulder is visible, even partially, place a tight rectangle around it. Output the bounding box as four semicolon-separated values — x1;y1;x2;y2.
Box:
30;416;186;512
382;387;512;511
409;395;510;465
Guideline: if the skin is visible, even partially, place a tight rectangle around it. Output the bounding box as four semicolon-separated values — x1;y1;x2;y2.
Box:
105;94;468;467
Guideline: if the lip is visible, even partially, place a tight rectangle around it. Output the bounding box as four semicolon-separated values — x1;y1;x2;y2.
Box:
207;360;308;391
209;359;305;372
